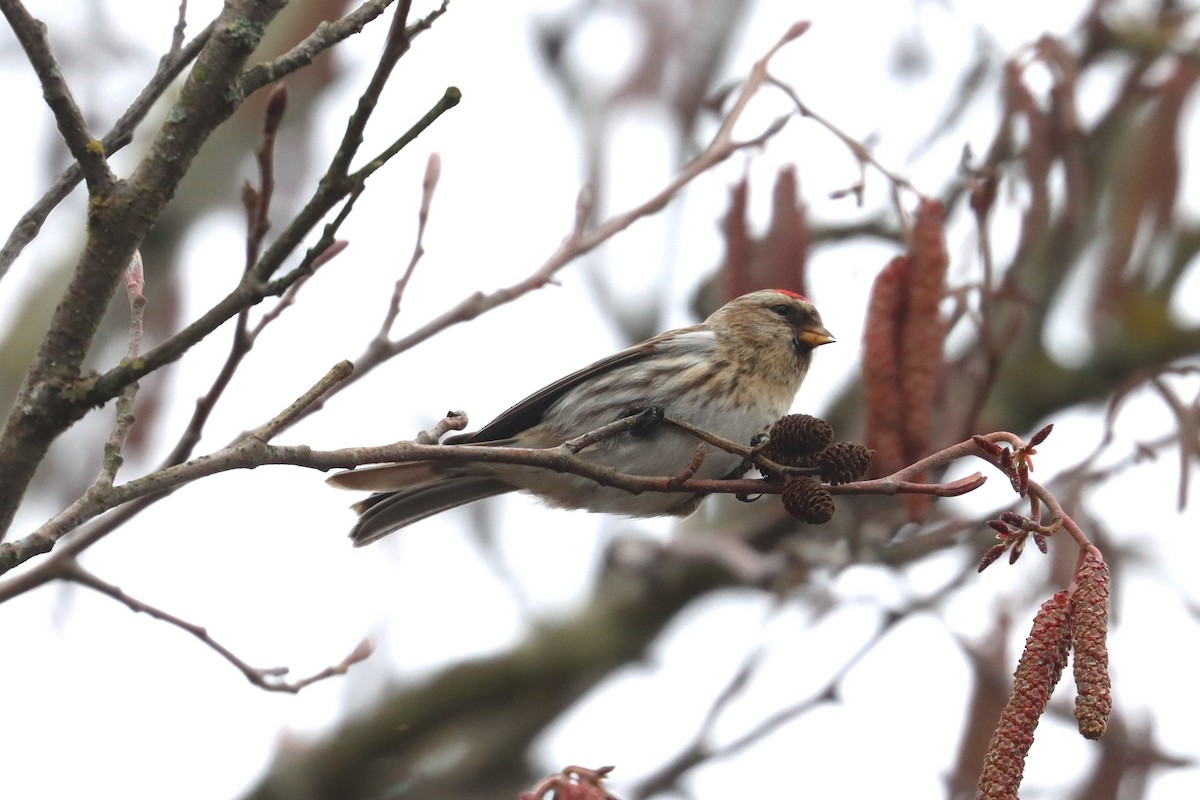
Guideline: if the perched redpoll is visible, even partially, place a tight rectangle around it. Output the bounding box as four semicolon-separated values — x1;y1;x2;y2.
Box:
329;289;834;545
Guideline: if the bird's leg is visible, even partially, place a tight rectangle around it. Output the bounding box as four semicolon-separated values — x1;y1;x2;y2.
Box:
736;432;770;475
620;405;665;437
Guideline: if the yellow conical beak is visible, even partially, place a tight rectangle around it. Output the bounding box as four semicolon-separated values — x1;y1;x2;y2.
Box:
799;326;835;347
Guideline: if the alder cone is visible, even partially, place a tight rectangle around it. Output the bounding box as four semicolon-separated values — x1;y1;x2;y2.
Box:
781;477;834;524
758;414;836;476
812;442;873;485
769;413;834;454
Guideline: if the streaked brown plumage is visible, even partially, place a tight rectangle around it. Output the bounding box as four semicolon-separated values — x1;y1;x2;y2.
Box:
329;289;833;545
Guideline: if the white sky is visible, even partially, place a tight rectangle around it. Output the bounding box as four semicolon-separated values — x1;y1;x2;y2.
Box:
2;1;1199;798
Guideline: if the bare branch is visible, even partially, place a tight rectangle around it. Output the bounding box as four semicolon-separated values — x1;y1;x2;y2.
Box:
166;0;189;57
379;152;442;337
98;251;148;490
0;0;114;191
416;410;469;444
0;422;995;579
62;561;373;692
80;79;459;412
251;361;354;443
770;77;921;205
329;23;813;404
562;414;655;453
0;0;288;540
237;0;421;96
0;20;214;280
321;0;416;185
245;83;288;267
254;240;349;335
632;612;892;799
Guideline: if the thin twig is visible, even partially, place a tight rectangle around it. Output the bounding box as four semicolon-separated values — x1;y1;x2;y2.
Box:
84;79;459;410
237;0;435;97
770;77;922;203
0;19;214;280
660;414;755;459
561;414;652;453
631;616;892;799
660;413;812;479
379;152;442;337
0;0;114;191
415;410;469;444
322;0;416;184
166;0;189;57
330;23;813;406
666;445;707;489
97;252;148;489
252;240;348;336
245;84;287;267
61;561;373;692
1149;376;1197;509
251;361;355;442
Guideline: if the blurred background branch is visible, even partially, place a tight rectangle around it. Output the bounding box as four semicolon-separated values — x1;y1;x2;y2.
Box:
2;1;1199;799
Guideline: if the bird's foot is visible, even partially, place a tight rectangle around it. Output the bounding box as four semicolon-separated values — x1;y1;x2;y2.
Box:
621;405;665;437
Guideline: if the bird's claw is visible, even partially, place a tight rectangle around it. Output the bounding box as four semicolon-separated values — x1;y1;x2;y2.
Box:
622;405;665;437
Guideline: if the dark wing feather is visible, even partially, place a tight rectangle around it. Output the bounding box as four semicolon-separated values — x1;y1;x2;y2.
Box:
444;330;695;444
349;477;513;546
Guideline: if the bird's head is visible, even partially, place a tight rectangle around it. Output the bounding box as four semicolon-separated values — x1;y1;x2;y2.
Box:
709;289;835;359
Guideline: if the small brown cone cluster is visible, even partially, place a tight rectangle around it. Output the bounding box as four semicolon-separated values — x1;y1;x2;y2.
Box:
781;477;834;524
760;415;873;524
811;441;874;485
759;414;834;466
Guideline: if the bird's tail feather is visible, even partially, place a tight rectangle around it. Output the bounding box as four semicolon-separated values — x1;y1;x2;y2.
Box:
326;462;441;492
348;476;514;546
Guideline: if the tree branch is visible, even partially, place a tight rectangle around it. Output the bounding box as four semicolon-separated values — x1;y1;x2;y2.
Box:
326;22;814;404
61;561;373;692
0;414;994;580
0;19;214;280
78;84;461;411
0;0;288;539
0;0;114;192
238;0;405;95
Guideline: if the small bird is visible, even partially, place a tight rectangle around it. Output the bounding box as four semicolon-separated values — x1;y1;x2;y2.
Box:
329;289;833;545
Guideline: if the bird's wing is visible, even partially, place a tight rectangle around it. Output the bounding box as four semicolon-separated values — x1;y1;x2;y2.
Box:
447;325;711;444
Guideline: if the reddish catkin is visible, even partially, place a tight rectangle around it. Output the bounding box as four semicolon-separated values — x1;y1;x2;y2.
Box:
719;177;753;302
1070;549;1112;739
899;199;949;462
976;592;1073;800
862;255;909;478
764;166;810;291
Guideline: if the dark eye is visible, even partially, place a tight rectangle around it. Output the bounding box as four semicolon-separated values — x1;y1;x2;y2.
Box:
771;304;791;317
